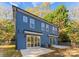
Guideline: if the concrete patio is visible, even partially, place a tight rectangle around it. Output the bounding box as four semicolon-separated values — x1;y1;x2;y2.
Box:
20;47;54;57
52;45;70;49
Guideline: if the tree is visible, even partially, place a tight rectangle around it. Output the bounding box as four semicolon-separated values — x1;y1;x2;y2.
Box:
44;5;69;29
0;19;15;45
44;5;69;44
66;20;79;47
26;2;52;18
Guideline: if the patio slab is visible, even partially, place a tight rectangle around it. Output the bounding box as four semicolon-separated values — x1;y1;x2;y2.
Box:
52;45;70;49
20;47;54;57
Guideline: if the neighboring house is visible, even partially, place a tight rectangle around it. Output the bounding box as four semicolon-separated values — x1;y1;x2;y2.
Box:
12;5;59;50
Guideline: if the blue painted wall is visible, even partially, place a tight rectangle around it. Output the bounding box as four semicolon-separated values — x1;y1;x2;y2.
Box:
15;9;58;49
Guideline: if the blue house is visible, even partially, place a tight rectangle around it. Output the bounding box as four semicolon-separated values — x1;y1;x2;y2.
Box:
12;5;59;50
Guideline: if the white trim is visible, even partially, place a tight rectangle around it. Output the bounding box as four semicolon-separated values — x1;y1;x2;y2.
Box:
54;35;59;37
49;35;58;37
24;31;43;35
48;35;54;37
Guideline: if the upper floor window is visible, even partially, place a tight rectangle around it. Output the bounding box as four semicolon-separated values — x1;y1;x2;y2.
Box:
52;26;57;31
46;24;49;32
41;22;45;31
52;26;55;31
55;27;57;31
30;18;35;29
23;16;28;23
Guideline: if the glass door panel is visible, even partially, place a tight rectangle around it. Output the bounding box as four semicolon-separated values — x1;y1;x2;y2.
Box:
38;36;40;46
34;36;37;46
49;36;54;46
27;35;31;47
33;36;35;47
37;36;40;46
31;35;33;47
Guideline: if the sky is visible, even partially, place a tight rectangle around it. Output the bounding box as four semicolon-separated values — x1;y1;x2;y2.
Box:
0;2;79;20
0;2;79;10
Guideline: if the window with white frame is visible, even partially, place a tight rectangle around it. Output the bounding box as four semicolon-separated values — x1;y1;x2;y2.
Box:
41;22;45;31
52;26;54;31
30;18;35;29
46;24;49;32
52;26;57;31
23;16;28;23
55;27;57;31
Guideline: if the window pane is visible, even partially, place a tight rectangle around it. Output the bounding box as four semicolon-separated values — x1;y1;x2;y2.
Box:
41;23;45;31
46;24;49;32
30;18;35;29
55;27;57;31
23;16;28;23
52;26;57;31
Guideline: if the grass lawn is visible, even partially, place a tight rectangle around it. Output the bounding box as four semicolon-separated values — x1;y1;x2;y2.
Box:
39;47;79;57
0;45;22;57
1;45;79;57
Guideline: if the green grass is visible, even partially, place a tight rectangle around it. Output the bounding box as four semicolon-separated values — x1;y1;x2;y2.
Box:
0;47;22;57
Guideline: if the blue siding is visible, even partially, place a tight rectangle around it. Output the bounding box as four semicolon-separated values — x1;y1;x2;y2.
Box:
16;11;26;49
15;9;58;49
